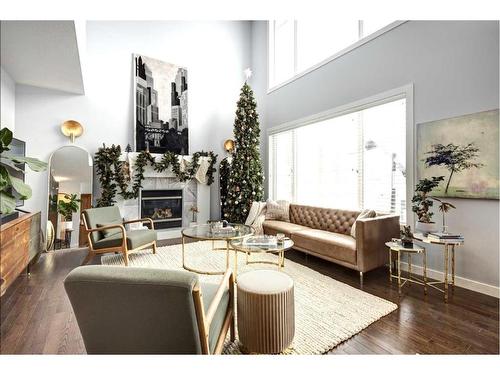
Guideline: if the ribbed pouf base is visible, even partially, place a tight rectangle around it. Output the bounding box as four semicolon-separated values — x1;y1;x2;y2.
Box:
237;270;295;354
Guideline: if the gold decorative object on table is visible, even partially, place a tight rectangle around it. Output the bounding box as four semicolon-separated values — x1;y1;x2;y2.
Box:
181;223;253;280
385;240;427;296
61;120;84;143
413;232;464;302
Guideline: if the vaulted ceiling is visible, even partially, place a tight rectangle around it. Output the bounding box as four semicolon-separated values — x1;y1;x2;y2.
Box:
1;21;85;94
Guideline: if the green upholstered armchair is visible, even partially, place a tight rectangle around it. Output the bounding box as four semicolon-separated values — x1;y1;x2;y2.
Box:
64;266;235;354
81;206;157;266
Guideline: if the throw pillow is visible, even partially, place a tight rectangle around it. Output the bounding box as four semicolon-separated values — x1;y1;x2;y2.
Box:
96;221;123;238
350;209;376;238
265;199;290;222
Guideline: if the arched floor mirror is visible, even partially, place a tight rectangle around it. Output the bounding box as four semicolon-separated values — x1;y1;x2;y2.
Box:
47;145;93;249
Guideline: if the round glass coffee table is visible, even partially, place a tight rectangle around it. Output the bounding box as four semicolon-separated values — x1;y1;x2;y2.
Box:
181;223;254;277
230;237;294;272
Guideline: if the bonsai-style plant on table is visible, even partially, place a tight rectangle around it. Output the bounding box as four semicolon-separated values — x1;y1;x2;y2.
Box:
411;176;444;233
400;225;413;248
0;127;47;216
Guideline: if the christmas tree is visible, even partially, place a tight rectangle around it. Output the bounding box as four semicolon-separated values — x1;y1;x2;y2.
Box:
225;80;264;223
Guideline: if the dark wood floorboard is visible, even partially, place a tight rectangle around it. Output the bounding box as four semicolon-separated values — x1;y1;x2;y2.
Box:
1;240;498;354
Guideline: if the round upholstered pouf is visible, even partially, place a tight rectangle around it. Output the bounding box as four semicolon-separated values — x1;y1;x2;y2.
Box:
237;270;295;354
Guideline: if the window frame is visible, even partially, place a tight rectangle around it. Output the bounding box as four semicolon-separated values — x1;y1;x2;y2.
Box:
267;20;407;93
267;84;415;225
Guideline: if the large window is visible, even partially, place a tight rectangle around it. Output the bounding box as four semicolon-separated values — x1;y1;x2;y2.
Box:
268;20;396;89
269;97;407;223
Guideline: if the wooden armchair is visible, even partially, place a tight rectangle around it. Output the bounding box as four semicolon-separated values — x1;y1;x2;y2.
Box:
64;266;235;354
81;206;157;266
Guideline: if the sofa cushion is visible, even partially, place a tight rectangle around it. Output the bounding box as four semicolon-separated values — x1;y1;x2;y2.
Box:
291;229;357;265
265;199;290;222
289;204;358;235
200;282;230;354
94;229;157;250
262;220;309;236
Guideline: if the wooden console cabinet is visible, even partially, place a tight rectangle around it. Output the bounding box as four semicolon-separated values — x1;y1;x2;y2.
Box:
0;211;42;297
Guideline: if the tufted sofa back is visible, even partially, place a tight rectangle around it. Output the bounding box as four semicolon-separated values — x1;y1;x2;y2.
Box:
289;204;360;235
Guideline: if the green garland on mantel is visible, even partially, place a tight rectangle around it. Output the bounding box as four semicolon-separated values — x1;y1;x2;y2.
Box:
95;144;217;207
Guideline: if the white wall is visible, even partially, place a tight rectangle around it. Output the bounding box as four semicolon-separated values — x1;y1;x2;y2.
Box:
252;20;499;293
15;21;252;232
1;66;16;131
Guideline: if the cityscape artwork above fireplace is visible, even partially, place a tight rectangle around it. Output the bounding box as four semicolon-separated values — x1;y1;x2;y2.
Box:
134;54;189;154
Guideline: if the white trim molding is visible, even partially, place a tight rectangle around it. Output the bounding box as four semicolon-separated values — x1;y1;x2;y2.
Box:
267;21;407;93
398;262;500;298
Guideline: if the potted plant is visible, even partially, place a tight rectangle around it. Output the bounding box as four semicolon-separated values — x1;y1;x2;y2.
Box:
0;128;47;216
411;176;444;233
57;194;81;230
400;225;413;248
189;204;199;226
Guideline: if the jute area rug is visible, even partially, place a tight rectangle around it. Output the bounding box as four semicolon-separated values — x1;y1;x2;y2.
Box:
101;241;397;354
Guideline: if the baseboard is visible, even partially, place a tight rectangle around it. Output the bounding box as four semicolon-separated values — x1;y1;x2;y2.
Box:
397;261;499;298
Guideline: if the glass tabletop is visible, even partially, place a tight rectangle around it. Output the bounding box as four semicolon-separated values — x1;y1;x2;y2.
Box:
385;240;424;253
182;223;254;240
231;237;294;253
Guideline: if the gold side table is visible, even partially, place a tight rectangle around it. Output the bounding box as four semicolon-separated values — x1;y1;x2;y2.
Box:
385;240;427;296
413;233;464;303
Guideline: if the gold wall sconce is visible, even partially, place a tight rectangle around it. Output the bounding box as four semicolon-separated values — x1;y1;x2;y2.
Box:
223;139;235;153
61;120;84;143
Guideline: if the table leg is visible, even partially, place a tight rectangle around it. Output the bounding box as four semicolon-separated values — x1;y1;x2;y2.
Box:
182;235;186;268
389;249;392;283
246;251;249;265
444;244;449;303
408;253;412;287
423;248;427;295
452;245;455;287
280;250;285;269
234;248;238;282
397;250;402;296
226;240;230;269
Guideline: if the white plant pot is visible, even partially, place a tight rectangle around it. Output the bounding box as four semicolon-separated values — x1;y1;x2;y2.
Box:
415;221;436;234
62;221;73;230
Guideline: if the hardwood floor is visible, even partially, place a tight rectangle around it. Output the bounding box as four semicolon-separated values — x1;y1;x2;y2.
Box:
1;240;498;354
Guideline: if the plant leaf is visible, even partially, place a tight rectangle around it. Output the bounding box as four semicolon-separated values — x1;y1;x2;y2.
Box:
0;128;13;149
0;191;16;214
9;175;32;199
2;154;47;172
0;158;25;172
0;166;9;190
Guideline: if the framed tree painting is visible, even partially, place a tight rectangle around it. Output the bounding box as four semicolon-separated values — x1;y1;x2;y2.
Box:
134;54;189;154
417;109;499;199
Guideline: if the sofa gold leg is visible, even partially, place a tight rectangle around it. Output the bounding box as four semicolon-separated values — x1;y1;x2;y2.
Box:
359;272;364;289
152;241;157;254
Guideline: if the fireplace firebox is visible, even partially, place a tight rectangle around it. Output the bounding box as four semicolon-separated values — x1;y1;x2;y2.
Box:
140;189;183;229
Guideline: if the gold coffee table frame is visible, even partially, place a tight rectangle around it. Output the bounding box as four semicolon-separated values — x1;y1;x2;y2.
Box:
413;233;464;303
181;224;254;278
230;238;294;271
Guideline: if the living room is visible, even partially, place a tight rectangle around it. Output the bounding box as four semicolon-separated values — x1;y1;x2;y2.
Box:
0;0;499;372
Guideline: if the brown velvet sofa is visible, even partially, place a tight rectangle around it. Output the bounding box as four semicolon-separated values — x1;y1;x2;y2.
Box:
262;204;399;286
